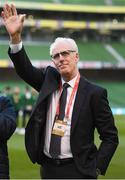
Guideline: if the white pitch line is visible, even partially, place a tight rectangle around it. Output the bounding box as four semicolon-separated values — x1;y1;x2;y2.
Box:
105;44;125;63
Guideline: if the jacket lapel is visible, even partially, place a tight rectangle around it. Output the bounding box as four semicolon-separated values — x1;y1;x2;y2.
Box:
31;70;60;116
37;77;59;105
71;76;87;134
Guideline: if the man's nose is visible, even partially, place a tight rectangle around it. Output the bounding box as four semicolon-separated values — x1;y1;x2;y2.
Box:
59;53;64;60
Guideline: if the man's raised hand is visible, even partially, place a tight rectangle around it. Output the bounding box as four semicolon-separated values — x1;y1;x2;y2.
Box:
1;4;26;43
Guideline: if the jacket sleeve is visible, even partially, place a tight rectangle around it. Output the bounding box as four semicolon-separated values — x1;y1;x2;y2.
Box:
8;46;45;92
92;88;119;175
0;96;16;141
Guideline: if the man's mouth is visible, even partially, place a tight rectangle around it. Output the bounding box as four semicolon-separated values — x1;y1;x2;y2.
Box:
58;63;68;68
59;65;67;70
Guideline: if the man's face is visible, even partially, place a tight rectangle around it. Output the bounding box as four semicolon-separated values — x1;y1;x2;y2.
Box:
51;42;79;79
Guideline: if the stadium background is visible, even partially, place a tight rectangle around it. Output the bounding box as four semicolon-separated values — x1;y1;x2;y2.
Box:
0;0;125;179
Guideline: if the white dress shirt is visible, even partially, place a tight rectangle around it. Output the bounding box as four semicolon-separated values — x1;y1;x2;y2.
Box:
44;76;78;159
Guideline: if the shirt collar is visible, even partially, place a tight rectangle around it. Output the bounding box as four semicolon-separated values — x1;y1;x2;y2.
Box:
61;73;78;89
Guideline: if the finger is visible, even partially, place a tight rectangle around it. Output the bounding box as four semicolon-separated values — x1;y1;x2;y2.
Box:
3;4;10;18
11;4;17;16
6;4;12;16
19;14;26;23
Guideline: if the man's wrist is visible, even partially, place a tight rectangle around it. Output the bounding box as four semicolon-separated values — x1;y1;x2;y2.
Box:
10;34;21;44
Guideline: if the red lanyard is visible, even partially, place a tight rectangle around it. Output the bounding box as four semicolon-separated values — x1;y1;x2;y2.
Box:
56;73;80;120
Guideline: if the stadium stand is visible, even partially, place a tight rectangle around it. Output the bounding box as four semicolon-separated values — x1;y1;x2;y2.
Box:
1;0;125;44
0;42;118;62
0;0;125;115
1;0;125;6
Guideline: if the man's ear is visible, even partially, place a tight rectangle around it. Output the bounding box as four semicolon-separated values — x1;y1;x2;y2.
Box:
75;53;79;63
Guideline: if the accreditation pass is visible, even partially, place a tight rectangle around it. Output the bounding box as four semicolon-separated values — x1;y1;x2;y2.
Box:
52;120;67;136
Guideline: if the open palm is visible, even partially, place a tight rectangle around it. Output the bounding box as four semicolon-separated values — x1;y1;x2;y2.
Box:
5;15;24;36
1;4;25;37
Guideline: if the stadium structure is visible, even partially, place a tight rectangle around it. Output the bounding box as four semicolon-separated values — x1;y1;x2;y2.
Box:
0;0;125;115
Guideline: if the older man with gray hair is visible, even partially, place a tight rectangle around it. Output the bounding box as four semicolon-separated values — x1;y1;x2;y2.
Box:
1;4;118;179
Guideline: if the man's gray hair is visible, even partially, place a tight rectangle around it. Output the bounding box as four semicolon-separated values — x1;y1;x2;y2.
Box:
50;37;78;55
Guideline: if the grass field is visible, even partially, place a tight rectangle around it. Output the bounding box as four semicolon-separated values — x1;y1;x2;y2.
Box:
96;81;125;108
8;135;40;179
8;115;125;179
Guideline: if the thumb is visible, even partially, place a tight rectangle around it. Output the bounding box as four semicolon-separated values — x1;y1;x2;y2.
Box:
19;14;26;23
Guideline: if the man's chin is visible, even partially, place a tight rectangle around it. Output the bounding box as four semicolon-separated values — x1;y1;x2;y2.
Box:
60;70;70;79
59;68;68;74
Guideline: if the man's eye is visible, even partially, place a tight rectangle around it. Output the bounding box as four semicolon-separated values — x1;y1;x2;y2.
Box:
54;53;59;59
61;51;69;56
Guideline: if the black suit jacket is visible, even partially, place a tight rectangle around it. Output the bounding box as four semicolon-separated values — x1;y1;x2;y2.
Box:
9;47;118;177
0;96;16;179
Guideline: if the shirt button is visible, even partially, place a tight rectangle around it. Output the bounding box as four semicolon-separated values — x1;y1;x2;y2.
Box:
56;159;60;165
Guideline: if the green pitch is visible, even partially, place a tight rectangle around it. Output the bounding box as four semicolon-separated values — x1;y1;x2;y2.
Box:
8;115;125;179
96;115;125;179
8;134;40;179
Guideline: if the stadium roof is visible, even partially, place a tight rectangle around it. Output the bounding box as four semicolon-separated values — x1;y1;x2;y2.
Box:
1;1;125;14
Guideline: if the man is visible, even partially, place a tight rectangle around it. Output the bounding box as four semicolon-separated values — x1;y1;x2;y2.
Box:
21;86;33;129
1;4;119;179
0;96;16;179
11;86;21;130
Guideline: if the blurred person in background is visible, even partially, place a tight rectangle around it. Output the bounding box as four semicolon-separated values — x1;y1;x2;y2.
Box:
1;4;119;179
11;86;22;133
3;86;13;102
31;87;38;104
0;96;16;179
21;86;33;132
